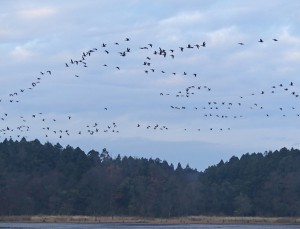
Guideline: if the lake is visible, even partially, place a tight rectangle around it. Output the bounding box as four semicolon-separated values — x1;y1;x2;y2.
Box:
0;223;299;229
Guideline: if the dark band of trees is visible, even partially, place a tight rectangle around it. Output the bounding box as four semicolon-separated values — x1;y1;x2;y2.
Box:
0;138;299;217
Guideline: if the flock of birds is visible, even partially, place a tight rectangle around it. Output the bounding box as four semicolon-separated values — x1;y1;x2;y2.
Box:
1;36;299;141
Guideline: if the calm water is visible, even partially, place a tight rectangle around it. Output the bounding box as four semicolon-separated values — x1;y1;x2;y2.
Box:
0;223;299;229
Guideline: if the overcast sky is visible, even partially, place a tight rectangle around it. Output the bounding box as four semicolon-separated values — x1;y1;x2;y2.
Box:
1;0;300;171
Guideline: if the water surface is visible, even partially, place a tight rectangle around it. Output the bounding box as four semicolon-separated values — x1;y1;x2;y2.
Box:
0;223;299;229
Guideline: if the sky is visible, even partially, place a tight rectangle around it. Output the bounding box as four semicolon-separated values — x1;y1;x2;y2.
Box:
1;0;300;171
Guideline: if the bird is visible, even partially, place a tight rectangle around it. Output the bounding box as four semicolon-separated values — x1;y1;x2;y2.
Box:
1;36;290;142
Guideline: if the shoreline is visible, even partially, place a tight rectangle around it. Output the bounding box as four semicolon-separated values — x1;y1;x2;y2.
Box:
0;215;300;225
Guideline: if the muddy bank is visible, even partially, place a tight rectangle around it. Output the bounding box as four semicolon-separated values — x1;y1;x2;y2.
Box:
1;215;300;224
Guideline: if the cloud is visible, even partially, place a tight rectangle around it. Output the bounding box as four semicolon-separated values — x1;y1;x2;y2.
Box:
155;75;186;87
0;28;13;38
282;51;300;62
10;46;34;61
206;26;245;47
8;38;51;62
18;6;57;19
2;0;300;171
279;28;300;45
159;11;205;27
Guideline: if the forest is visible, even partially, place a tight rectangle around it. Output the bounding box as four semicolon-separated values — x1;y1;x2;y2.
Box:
0;138;300;217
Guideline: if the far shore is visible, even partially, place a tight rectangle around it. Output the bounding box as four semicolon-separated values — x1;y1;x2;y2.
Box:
0;215;300;225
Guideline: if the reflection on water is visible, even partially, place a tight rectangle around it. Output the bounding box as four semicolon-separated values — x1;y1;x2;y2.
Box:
0;223;299;229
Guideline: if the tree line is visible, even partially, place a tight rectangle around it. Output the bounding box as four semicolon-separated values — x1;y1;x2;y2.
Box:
0;138;299;217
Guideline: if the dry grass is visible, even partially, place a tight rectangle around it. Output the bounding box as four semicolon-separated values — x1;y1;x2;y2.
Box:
0;215;299;224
